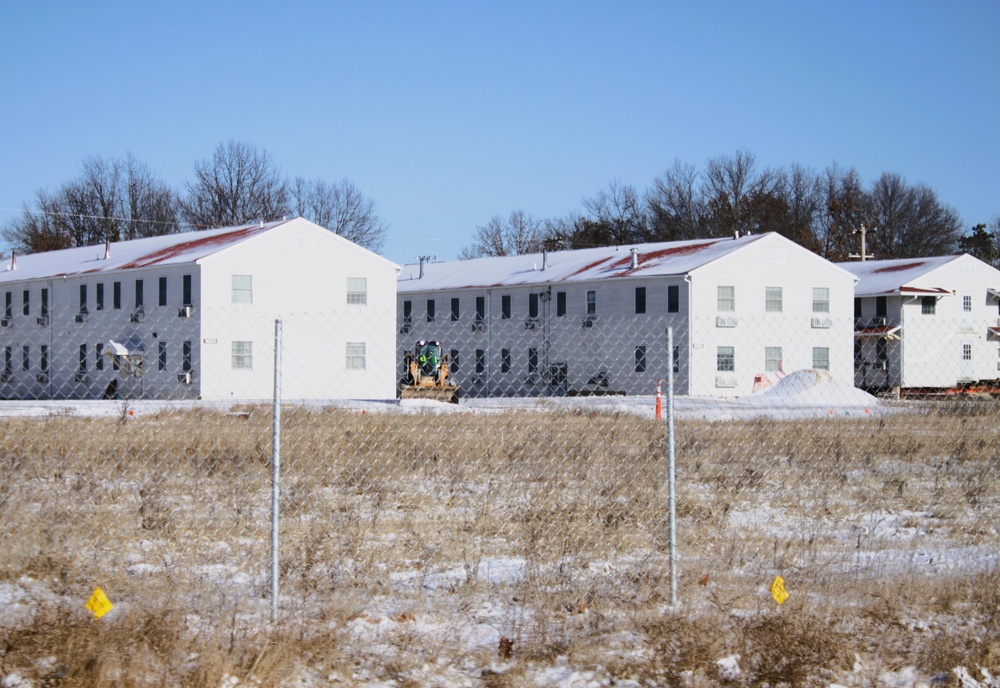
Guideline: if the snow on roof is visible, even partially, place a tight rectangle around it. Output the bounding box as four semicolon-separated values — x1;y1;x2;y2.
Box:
0;219;295;283
398;233;774;292
836;255;962;297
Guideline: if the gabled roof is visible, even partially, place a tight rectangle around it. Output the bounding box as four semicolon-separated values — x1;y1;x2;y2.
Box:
398;232;835;292
837;255;965;298
0;218;301;283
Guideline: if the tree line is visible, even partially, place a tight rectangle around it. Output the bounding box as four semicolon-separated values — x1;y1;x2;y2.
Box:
461;150;1000;266
2;141;388;254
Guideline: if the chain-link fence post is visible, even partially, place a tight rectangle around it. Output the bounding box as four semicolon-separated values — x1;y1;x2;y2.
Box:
667;325;677;606
270;318;282;623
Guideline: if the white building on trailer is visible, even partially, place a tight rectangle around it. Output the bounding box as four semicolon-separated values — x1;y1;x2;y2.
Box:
838;255;1000;391
0;218;399;401
397;232;857;398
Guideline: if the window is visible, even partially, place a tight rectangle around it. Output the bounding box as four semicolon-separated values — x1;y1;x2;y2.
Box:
812;287;830;314
673;345;680;374
346;342;366;370
451;297;460;321
96;343;104;371
921;296;936;315
501;348;511;373
528;347;539;374
718;285;735;312
556;291;566;317
765;287;782;313
529;293;539;319
765;347;782;373
426;299;435;322
3;292;10;319
134;280;144;309
79;344;87;373
113;282;122;310
450;349;460;372
812;347;830;370
159;277;168;307
963;295;972;312
717;346;735;372
346;277;367;306
182;341;193;372
635;287;646;315
158;342;167;371
40;289;48;319
96;283;104;311
876;296;887;320
475;296;485;324
475;349;485;374
40;345;48;373
232;341;253;369
22;346;29;371
3;346;10;377
962;343;972;361
501;295;511;319
402;300;412;326
668;285;680;313
587;290;596;316
22;290;29;316
79;285;88;313
876;338;888;363
635;345;647;373
231;275;252;304
854;298;862;321
854;340;863;368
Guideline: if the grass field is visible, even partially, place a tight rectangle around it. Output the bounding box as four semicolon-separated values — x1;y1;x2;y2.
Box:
0;401;997;686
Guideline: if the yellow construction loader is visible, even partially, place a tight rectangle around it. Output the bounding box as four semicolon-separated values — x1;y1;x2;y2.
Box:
401;340;459;404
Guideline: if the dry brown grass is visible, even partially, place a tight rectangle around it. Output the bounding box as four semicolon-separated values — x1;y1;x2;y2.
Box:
0;401;997;685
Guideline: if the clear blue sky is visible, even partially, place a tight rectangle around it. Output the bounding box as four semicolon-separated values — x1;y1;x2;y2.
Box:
2;1;998;265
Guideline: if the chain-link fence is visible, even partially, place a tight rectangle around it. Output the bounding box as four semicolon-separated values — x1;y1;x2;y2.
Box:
1;310;997;685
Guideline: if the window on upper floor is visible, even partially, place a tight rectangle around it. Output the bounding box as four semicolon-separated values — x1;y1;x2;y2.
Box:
963;295;972;312
501;295;511;319
586;290;596;316
182;274;193;306
812;287;830;314
556;292;566;317
765;287;782;313
921;296;936;315
96;283;104;311
718;285;735;312
668;285;680;313
635;287;646;315
113;282;122;310
347;277;367;306
231;275;252;305
426;299;436;322
451;297;460;321
79;284;88;314
134;280;144;309
159;277;168;307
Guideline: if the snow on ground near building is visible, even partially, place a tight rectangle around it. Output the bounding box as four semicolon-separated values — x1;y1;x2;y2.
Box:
0;369;882;420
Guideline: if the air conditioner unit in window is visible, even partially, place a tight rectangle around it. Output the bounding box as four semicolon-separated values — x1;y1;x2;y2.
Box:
715;375;737;388
130;310;145;323
811;316;833;329
178;371;193;384
75;313;88;324
178;306;192;318
582;316;598;329
36;316;49;327
715;315;738;328
75;371;88;383
36;373;49;383
524;317;539;330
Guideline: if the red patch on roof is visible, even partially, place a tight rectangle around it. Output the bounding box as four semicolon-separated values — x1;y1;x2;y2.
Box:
565;256;615;279
608;240;724;273
116;226;266;270
873;261;925;273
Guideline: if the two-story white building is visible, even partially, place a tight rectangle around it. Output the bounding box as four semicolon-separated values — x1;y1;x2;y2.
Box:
0;218;399;401
397;232;858;398
839;255;1000;392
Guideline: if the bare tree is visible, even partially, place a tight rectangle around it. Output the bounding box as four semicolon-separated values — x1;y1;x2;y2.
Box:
702;150;780;237
815;164;866;261
459;210;545;259
181;141;289;228
575;180;647;247
645;160;705;242
290;177;388;252
3;154;180;254
958;222;1000;268
867;172;962;259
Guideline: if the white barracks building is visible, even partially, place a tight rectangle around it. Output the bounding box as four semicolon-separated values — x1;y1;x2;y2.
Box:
0;218;399;401
397;232;858;398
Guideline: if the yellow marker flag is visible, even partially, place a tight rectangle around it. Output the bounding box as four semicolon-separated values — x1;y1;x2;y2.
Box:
770;575;789;605
86;587;113;619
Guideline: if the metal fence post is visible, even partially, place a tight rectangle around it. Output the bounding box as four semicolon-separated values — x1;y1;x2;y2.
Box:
270;319;282;623
667;326;677;606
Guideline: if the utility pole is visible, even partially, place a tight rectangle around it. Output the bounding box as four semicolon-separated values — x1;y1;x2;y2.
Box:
849;224;875;261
